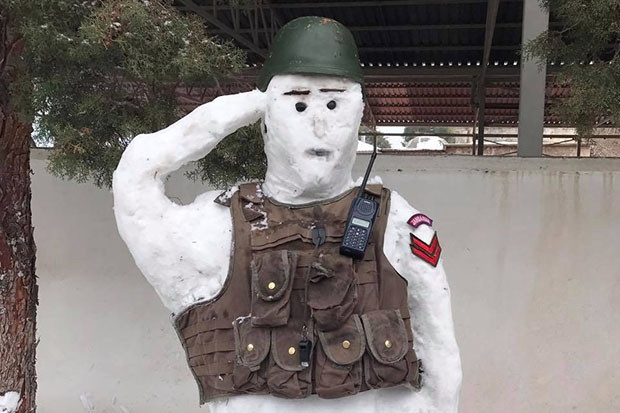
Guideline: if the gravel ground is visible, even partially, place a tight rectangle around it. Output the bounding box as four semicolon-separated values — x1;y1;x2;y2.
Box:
590;138;620;157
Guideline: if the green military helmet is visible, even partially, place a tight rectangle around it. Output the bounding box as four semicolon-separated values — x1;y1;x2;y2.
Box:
258;16;363;91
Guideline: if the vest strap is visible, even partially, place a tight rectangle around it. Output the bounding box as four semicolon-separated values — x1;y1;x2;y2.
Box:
193;361;235;376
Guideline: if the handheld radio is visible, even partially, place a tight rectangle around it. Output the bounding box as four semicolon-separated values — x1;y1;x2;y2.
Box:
339;134;379;259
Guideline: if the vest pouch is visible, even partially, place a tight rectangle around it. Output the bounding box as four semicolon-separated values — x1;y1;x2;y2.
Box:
267;319;313;398
405;349;423;390
307;254;358;331
250;250;297;327
361;309;412;389
178;318;238;398
315;314;365;399
232;317;270;393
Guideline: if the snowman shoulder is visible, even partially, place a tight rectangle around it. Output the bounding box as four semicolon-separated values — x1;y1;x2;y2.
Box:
383;190;446;283
116;186;235;315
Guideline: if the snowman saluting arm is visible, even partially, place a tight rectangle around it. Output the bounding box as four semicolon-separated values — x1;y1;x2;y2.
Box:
113;16;461;413
113;87;264;314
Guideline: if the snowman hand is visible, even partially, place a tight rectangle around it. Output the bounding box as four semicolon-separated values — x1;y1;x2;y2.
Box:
198;89;266;137
114;88;265;184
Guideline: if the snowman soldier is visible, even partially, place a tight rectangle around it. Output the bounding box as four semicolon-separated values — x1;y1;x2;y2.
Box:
113;17;461;413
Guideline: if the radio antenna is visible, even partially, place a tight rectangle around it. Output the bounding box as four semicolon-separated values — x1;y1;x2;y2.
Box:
358;132;378;197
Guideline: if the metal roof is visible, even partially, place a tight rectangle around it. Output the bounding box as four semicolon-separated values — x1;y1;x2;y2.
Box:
174;0;566;126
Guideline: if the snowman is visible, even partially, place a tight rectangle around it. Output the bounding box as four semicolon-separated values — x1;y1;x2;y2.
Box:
113;16;461;413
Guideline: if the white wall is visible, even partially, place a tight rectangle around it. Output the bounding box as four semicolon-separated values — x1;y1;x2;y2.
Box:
31;150;620;412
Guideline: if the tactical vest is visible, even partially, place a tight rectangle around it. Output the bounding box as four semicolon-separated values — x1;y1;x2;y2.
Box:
174;183;422;404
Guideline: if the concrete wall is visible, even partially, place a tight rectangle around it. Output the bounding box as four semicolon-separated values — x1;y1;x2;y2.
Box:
382;142;590;157
31;150;620;412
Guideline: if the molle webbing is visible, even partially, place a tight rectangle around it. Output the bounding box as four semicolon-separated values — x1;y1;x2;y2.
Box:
174;184;421;404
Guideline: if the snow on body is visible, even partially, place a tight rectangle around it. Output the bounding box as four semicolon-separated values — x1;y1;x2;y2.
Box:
113;74;461;412
0;392;21;413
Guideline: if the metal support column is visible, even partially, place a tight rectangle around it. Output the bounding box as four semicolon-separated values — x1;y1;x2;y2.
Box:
476;0;500;156
471;107;479;155
477;88;486;155
517;0;549;157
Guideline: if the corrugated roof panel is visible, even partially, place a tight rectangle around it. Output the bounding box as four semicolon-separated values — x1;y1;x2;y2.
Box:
175;0;571;126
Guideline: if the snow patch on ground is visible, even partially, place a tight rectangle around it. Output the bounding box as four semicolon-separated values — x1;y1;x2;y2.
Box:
385;135;405;148
406;136;447;151
80;393;95;411
357;140;374;152
0;392;21;413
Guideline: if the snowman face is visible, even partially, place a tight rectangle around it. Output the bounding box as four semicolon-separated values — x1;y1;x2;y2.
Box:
262;74;364;198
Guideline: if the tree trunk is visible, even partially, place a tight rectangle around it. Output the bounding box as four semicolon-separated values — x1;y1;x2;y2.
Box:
0;111;37;413
0;6;38;413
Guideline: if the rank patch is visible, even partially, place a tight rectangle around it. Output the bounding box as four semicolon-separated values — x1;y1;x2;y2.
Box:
410;232;442;267
407;213;433;229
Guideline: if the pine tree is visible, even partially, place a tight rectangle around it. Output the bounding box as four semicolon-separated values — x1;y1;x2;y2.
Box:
524;0;620;136
0;1;253;410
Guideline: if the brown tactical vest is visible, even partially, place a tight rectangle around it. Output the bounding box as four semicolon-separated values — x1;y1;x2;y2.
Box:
174;183;421;404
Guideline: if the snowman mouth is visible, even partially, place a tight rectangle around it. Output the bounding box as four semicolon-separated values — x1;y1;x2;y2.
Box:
306;148;332;158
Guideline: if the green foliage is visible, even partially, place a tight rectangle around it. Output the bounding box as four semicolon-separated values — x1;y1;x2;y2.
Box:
375;135;391;149
523;0;620;136
9;0;254;187
189;121;267;189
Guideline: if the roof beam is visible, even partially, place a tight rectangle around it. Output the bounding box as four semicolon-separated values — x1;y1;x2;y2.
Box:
208;22;564;35
476;0;501;155
190;0;520;11
373;109;516;116
480;0;501;83
175;0;267;59
359;44;521;52
375;121;524;127
369;103;520;109
238;44;519;55
377;116;517;121
379;114;517;119
363;66;521;82
264;0;283;42
212;23;494;34
232;66;552;84
358;45;518;53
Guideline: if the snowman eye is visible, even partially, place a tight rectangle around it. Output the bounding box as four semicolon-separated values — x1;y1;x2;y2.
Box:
295;102;307;112
327;100;337;110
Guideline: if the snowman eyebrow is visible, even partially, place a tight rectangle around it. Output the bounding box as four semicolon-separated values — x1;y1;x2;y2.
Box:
320;88;346;92
284;90;310;95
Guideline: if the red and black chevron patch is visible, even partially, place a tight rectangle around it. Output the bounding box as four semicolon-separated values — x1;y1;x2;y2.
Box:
410;232;442;267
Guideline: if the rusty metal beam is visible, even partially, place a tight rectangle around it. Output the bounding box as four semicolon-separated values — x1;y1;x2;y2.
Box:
176;0;267;59
369;103;520;109
372;108;514;115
